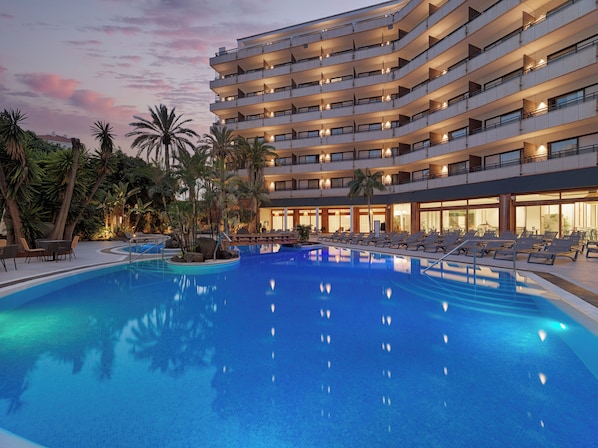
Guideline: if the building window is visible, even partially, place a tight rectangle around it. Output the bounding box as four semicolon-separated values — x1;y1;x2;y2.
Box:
448;161;468;176
449;127;467;140
412;169;429;182
485;149;521;169
549;90;584;110
412;139;430;151
549;138;577;157
484;109;521;129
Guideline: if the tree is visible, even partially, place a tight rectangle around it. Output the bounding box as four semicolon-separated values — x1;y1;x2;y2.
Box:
64;121;115;239
49;138;83;239
0;109;29;243
204;127;238;233
126;104;198;172
173;146;211;249
347;168;386;232
237;137;277;232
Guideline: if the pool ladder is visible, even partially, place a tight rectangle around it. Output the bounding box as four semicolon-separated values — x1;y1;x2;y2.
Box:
128;235;170;263
422;239;517;275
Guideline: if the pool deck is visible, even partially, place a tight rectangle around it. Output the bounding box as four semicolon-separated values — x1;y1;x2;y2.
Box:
0;239;597;312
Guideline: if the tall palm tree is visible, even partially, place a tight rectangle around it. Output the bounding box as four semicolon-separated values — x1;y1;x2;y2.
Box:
204;126;238;233
126;104;198;172
64;121;115;239
238;136;277;186
204;126;236;164
173;146;211;248
0;109;28;243
347;168;386;232
238;137;277;231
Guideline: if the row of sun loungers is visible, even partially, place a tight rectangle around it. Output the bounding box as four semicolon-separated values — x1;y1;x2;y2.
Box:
318;229;591;265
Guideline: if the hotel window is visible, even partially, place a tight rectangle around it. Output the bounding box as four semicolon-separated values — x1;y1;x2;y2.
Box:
449;127;467;140
448;161;468;176
274;134;287;141
549;90;584;110
412;169;429;182
358;149;381;159
484;109;522;129
412;139;430;151
484;149;521;169
549;138;577;157
330;152;345;162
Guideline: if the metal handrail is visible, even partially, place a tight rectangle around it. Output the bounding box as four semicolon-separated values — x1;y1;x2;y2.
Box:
128;235;170;263
213;232;232;259
422;239;517;274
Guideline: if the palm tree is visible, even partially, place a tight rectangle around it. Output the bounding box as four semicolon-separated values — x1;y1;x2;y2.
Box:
204;126;236;164
347;168;386;232
64;121;115;239
0;109;29;243
172;146;211;249
237;137;277;231
204;126;238;233
238;136;277;186
126;104;198;172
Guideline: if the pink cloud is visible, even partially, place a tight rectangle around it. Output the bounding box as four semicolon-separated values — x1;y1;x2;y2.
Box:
65;39;103;46
87;25;141;36
18;73;80;99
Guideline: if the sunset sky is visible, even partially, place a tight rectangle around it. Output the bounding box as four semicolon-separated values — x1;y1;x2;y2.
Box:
0;0;379;154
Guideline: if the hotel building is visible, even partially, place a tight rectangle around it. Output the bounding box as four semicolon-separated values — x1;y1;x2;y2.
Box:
209;0;598;237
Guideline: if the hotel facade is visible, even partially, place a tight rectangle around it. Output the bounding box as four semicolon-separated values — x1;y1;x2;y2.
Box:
209;0;598;237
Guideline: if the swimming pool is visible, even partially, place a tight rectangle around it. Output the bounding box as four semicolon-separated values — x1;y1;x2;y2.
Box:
1;246;597;447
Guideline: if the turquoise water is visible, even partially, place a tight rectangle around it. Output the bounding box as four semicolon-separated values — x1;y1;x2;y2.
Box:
0;246;597;447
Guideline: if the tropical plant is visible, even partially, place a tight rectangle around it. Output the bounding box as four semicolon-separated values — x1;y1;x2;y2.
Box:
172;146;211;249
237;136;277;231
126;104;198;172
64;121;115;239
204;127;239;234
347;168;386;232
0;109;28;243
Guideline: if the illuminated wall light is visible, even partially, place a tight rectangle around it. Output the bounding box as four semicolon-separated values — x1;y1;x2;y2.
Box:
325;103;331;110
385;94;391;101
269;136;275;142
325;129;331;136
384;121;391;129
538;373;547;385
442;69;447;75
269;182;275;191
442;134;448;142
537;101;547;111
441;165;448;173
384;175;392;186
220;119;225;125
442;101;448;108
538;329;547;341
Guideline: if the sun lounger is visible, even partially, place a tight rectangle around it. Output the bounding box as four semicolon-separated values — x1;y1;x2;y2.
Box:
493;237;539;261
586;241;598;258
422;234;461;253
407;232;439;251
527;238;579;265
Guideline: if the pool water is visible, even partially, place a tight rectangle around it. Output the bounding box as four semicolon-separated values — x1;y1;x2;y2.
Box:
1;247;597;447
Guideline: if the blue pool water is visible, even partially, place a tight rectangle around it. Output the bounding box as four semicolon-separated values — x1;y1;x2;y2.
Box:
1;246;597;447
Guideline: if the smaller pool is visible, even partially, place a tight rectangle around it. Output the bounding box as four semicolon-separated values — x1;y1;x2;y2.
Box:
122;243;164;254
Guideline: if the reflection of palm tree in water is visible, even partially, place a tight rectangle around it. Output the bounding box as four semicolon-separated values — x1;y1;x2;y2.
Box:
127;276;218;376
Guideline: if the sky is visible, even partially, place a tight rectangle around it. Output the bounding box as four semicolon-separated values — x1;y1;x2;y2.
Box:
0;0;380;155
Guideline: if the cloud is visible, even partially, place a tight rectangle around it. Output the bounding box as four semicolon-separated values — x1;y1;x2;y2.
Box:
65;39;103;46
18;73;80;99
86;25;141;35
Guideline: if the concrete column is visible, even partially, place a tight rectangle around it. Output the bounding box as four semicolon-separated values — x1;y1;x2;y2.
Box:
315;207;320;234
